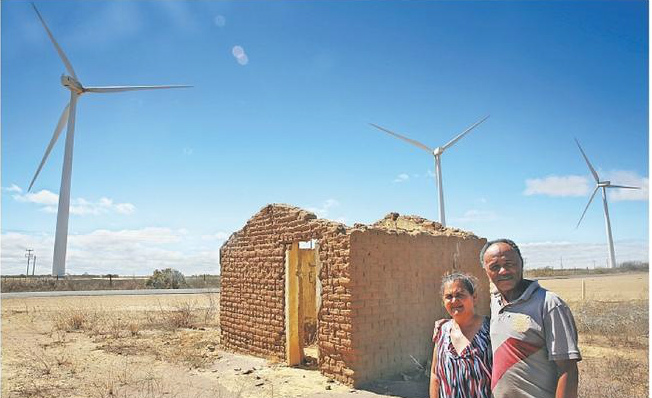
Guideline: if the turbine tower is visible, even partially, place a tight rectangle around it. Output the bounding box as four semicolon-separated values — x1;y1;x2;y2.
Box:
28;4;191;276
574;138;639;268
370;115;489;227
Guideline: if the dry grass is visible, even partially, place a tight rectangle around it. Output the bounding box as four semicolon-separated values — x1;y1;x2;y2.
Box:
1;277;145;293
3;282;647;398
3;294;223;398
570;299;648;347
1;274;220;293
48;294;219;338
538;273;648;301
568;299;649;398
52;308;93;331
579;354;649;398
43;295;221;374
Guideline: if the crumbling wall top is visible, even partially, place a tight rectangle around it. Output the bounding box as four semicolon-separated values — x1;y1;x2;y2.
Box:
353;212;477;238
221;203;350;249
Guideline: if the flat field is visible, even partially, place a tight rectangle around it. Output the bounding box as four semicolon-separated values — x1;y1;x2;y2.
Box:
538;272;648;301
1;272;648;398
1;293;366;398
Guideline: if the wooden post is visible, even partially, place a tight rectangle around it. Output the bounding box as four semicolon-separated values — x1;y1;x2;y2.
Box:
581;279;586;300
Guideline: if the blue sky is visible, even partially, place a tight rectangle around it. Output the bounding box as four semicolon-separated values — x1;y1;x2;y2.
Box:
2;1;648;275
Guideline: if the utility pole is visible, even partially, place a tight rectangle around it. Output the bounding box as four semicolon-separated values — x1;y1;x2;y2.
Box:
24;249;34;276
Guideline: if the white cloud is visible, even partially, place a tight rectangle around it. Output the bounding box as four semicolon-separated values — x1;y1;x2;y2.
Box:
13;189;59;205
115;203;136;215
75;228;182;247
305;199;349;225
455;209;498;223
306;199;340;219
3;184;23;193
524;175;590;197
201;232;231;241
519;240;648;269
393;173;410;183
603;171;649;202
1;228;221;276
12;190;136;216
524;171;648;201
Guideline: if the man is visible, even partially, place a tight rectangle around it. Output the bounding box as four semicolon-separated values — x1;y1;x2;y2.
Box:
480;238;581;398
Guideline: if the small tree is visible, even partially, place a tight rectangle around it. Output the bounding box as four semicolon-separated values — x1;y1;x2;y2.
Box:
146;268;187;289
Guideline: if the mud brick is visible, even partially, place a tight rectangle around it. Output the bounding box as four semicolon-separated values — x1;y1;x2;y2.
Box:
221;204;486;387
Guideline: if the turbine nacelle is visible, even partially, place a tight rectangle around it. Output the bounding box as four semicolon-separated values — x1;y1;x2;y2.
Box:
61;74;84;94
433;147;444;156
598;181;611;187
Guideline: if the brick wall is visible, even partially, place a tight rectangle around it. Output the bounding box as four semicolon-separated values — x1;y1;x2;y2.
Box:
220;204;348;363
346;223;487;386
316;231;356;384
220;206;486;387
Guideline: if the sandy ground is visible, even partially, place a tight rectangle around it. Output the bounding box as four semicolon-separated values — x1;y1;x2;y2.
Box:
538;272;648;301
1;294;427;398
2;273;648;398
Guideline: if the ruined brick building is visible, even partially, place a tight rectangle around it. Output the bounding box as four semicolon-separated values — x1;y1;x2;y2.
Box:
219;204;488;386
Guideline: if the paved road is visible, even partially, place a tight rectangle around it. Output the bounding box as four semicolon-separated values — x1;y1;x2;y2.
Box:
1;287;220;299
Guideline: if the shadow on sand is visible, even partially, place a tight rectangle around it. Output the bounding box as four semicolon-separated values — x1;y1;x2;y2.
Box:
359;379;429;398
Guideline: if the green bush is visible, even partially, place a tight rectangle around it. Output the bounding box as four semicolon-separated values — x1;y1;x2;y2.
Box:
145;268;187;289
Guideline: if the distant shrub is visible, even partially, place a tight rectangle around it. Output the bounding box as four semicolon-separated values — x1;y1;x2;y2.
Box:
145;268;187;289
620;261;649;272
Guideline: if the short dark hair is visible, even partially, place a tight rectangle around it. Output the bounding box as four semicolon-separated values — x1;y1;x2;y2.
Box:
479;238;524;267
440;272;478;296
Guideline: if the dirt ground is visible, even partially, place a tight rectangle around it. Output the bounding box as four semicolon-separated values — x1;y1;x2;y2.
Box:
2;273;648;398
537;272;648;301
1;294;426;398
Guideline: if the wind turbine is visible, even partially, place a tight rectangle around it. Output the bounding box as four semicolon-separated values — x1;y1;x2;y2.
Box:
28;4;191;276
574;138;639;268
370;115;489;227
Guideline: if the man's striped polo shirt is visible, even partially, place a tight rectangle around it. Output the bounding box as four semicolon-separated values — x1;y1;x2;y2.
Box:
490;280;582;398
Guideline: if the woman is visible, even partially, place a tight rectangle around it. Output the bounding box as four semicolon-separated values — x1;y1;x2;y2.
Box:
429;273;492;398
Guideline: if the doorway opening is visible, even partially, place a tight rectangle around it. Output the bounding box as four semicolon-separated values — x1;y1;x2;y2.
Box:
285;239;321;368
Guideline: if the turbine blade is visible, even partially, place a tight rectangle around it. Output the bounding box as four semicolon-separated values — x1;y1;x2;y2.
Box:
28;102;70;191
442;115;490;151
31;3;78;80
574;138;600;183
576;186;599;228
84;85;192;93
607;184;640;190
368;123;432;153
